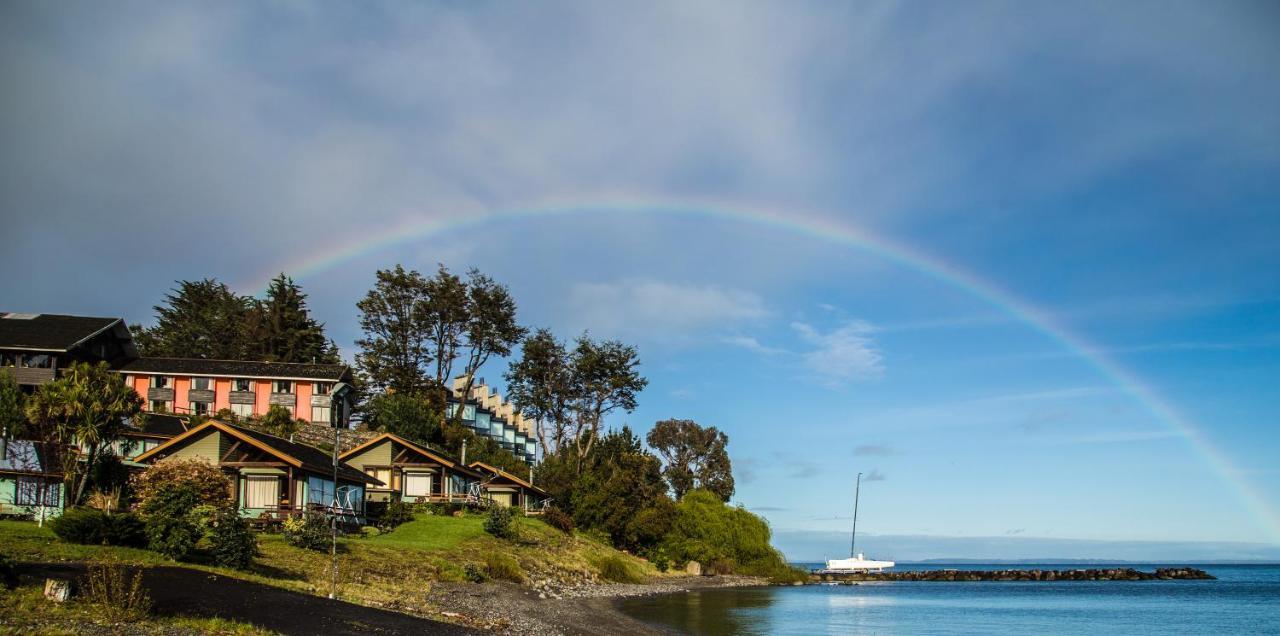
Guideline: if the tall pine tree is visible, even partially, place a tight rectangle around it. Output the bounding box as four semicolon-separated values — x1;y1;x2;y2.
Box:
249;274;340;364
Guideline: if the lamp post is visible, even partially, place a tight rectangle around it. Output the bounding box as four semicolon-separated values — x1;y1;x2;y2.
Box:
327;382;353;600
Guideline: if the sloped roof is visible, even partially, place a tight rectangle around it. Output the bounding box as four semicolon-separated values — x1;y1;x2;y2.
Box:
134;420;380;486
120;357;351;381
469;461;547;496
124;413;189;438
341;433;485;479
0;440;58;475
0;313;126;352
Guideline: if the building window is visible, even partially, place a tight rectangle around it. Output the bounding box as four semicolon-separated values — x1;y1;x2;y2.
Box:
15;477;60;507
150;400;171;413
151;376;170;389
232;379;252;392
21;354;52;369
274;380;293;394
1;352;15;367
243;475;279;509
313;382;331;395
364;467;391;488
231;403;254;418
312;405;331;424
192;377;212;391
403;472;433;498
191;401;210;416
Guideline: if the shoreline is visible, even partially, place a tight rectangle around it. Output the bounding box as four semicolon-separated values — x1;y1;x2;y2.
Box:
422;574;769;635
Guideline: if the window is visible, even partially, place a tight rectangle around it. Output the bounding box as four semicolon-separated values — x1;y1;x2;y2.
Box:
231;403;254;418
244;476;279;509
403;472;433;498
191;377;212;391
312;405;331;424
364;467;391;488
15;478;60;507
150;400;171;413
232;379;252;392
274;380;293;394
191;401;210;416
151;376;170;389
313;382;331;395
21;354;51;369
0;352;15;367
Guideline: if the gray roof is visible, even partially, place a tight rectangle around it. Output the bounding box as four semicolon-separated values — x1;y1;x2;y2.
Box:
120;357;351;381
0;312;126;352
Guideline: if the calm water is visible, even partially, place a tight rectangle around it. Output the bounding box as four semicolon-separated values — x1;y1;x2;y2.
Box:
618;564;1280;635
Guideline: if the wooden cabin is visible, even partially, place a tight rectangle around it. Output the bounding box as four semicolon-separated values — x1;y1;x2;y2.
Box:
340;433;487;506
134;420;380;519
468;461;550;513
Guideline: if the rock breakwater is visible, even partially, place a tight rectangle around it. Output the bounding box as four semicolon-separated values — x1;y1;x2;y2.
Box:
810;567;1214;583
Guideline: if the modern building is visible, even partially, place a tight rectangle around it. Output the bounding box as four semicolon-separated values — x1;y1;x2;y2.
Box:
119;358;354;424
446;377;540;464
0;312;137;387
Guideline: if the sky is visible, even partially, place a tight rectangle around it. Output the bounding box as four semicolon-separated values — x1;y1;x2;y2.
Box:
2;1;1278;561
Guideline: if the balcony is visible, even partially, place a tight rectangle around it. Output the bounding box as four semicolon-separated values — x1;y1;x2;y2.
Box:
229;391;256;405
147;387;176;402
268;393;297;407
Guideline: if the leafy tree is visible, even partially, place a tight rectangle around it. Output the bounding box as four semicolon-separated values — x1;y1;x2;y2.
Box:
355;266;433;394
0;369;24;439
562;427;672;553
444;269;525;429
130;458;234;510
136;279;252;359
248;273;340;364
363;392;439;443
505;329;574;455
660;489;789;578
568;335;647;465
647;419;735;502
260;404;304;441
24;362;142;506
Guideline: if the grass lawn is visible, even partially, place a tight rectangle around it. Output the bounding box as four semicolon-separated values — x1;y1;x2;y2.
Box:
0;581;278;635
0;512;660;620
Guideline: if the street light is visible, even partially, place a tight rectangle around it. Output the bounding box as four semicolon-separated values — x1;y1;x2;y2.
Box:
327;382;353;600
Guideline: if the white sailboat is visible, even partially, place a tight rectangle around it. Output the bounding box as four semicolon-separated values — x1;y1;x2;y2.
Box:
819;472;895;573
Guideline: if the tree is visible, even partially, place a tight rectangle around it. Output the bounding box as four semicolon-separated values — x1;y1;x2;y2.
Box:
247;273;340;364
0;369;24;439
563;427;672;553
445;269;525;429
25;362;142;507
136;279;252;359
505;329;574;455
260;404;304;441
568;335;647;466
355;266;433;394
646;419;735;502
363;392;439;444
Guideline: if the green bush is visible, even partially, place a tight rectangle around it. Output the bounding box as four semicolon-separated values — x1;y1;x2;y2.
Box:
596;555;646;584
51;508;146;547
208;508;257;569
660;489;793;581
146;514;199;561
543;507;574;535
483;505;514;539
483;553;525;583
283;514;331;552
359;525;381;538
378;499;414;532
463;562;488;583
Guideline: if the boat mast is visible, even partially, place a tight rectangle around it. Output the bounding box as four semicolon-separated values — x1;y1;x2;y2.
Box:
850;471;862;558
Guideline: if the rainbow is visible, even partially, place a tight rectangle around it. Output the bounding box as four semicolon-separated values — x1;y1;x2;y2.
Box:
251;197;1280;543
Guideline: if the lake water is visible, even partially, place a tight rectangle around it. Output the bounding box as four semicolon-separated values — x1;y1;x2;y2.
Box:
617;564;1280;635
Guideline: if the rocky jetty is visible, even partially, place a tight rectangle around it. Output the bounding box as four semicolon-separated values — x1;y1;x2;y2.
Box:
810;567;1214;583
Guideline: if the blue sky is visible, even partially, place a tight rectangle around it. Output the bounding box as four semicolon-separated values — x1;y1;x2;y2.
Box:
2;1;1278;560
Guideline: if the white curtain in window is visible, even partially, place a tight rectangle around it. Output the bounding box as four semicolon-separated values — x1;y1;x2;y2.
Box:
403;473;432;498
245;476;278;508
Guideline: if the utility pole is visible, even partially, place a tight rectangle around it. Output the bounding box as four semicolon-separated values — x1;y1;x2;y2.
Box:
327;382;353;601
850;472;862;558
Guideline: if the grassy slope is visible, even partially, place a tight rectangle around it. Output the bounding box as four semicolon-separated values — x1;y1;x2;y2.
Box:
0;513;658;619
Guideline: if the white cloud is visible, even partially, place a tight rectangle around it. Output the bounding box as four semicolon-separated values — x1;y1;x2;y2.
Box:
721;335;788;355
791;320;883;387
566;280;767;342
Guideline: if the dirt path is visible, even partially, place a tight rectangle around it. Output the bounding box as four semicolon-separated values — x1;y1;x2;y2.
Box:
25;563;479;635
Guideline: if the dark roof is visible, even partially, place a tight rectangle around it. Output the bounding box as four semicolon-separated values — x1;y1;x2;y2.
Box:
0;313;124;352
231;425;376;485
125;413;189;438
120;357;351;381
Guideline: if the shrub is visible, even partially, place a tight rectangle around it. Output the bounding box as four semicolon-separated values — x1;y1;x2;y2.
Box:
660;490;781;574
0;552;16;590
596;555;646;584
543;507;574;535
483;505;513;539
378;499;414;532
483;553;525;583
283;514;331;551
50;507;107;545
208;507;257;569
83;561;152;622
132;459;233;512
103;512;147;547
147;514;199;561
463;562;488;583
359;525;381;538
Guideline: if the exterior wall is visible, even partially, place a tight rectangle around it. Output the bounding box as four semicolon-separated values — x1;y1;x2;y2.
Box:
295;383;312;420
214;379;231;412
166;430;227;463
254;380;271;416
132;376;149;398
173;377;191;413
0;475;64;518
